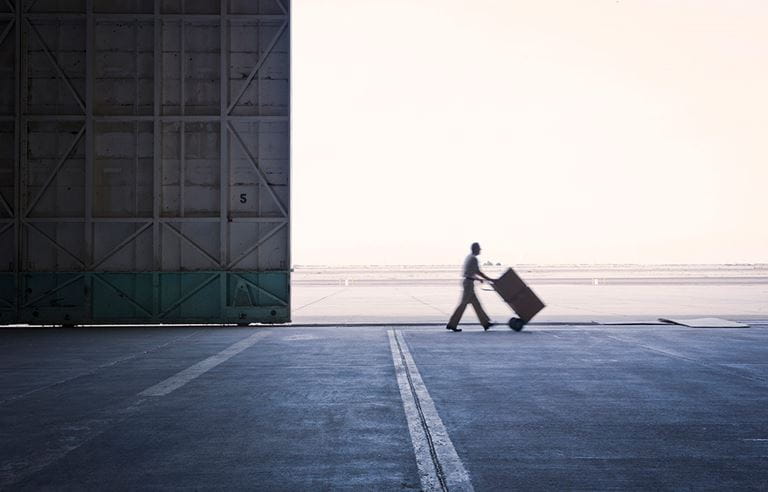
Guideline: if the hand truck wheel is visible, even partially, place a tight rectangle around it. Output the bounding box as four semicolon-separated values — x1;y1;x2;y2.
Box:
508;317;525;331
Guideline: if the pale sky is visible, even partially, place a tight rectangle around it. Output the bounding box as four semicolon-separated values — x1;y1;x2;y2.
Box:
292;0;768;265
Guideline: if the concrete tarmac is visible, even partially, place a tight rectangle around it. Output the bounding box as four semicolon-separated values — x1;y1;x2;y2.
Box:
1;323;767;490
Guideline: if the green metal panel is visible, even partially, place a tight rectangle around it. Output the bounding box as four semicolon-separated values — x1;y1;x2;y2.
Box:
13;271;289;325
0;274;15;325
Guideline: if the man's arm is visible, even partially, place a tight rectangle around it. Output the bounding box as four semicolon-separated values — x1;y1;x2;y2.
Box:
477;270;493;282
470;257;493;282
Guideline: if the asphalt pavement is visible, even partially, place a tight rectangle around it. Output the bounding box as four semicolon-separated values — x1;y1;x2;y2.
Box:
1;323;767;490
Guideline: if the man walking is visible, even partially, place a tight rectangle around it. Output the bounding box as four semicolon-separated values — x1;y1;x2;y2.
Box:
446;242;495;332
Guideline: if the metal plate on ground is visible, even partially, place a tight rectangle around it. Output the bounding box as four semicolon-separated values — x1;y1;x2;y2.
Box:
600;320;672;325
658;317;750;328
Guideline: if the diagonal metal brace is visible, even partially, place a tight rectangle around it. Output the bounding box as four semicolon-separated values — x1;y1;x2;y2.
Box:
227;121;288;217
25;222;86;268
25;17;86;113
90;222;152;270
274;0;288;16
227;20;288;114
227;221;286;270
158;273;218;319
0;296;13;309
24;125;85;217
22;273;84;308
0;190;13;217
0;18;14;49
93;274;153;317
231;272;288;306
163;222;221;267
25;0;41;13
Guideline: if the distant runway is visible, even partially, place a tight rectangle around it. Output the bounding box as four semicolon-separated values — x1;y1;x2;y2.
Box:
292;265;768;324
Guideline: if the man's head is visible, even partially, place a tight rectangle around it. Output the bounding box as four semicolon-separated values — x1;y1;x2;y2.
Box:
471;242;481;255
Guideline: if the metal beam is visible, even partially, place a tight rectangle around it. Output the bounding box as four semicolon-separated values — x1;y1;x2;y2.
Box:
21;115;86;121
133;20;140;271
24;217;152;223
152;0;161;318
226;217;288;223
133;20;139;209
19;216;287;223
286;0;292;300
15;0;23;317
24;13;287;22
0;12;12;281
152;0;161;273
85;0;94;283
220;0;229;315
23;115;289;122
179;13;186;272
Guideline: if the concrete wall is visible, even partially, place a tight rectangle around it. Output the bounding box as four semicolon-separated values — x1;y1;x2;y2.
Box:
0;0;290;325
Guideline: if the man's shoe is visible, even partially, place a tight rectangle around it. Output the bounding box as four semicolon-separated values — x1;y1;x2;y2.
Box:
446;325;462;332
483;322;496;331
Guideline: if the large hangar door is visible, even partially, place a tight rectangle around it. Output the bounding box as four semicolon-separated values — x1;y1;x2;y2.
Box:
0;0;290;325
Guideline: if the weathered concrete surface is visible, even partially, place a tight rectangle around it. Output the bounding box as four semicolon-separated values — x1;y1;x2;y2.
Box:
1;324;767;489
408;326;768;490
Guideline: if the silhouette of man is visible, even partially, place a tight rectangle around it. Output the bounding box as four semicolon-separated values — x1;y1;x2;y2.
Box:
446;242;495;332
